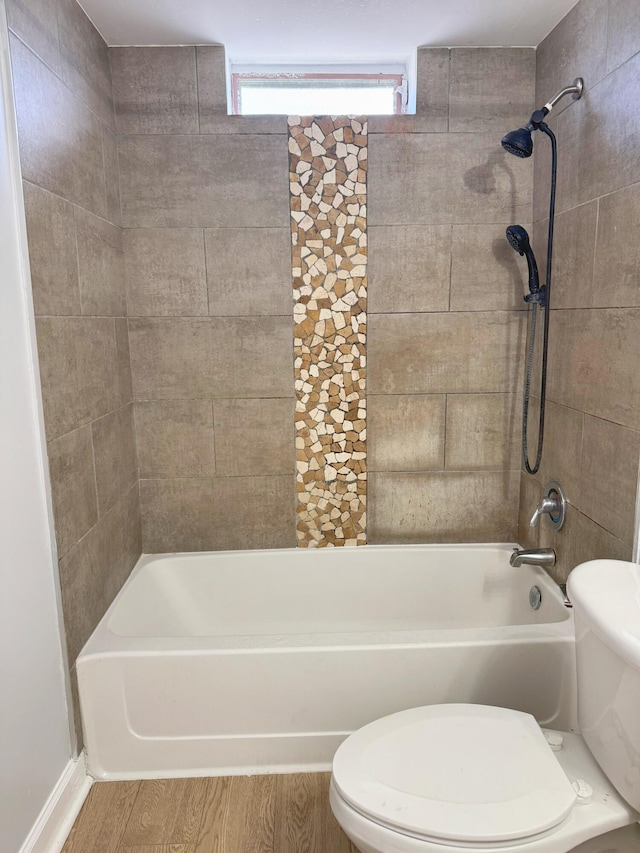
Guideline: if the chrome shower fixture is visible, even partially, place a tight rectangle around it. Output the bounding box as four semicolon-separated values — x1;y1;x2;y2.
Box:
501;78;583;158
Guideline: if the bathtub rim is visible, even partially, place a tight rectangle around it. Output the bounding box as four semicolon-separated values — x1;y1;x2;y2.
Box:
78;542;573;659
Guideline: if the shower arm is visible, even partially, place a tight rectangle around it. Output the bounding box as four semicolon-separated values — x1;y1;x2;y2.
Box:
536;78;584;122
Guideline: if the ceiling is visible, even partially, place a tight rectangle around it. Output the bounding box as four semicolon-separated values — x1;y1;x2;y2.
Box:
79;0;579;63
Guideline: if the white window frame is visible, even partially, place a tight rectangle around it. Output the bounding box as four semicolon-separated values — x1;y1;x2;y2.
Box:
230;64;408;116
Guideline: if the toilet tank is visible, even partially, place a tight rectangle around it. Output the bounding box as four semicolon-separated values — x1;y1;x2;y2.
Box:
567;560;640;811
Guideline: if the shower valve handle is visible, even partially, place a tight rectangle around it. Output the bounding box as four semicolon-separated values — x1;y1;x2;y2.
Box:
529;483;567;531
530;495;560;528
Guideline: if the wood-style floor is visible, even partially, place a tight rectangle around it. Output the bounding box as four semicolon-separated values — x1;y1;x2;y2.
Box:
62;773;359;853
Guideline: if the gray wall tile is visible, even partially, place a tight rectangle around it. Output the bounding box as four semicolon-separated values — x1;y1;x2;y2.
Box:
128;317;213;400
75;206;126;316
556;52;640;211
415;47;450;131
606;0;640;75
369;470;520;544
22;180;80;315
449;48;535;134
115;318;133;407
195;45;226;120
47;425;98;558
368;225;451;313
368;133;451;225
119;135;290;228
135;401;215;478
214;398;294;476
369;312;525;395
58;484;140;662
125;228;208;317
547;308;640;429
449;224;529;312
593;183;640;307
211;317;293;398
207;475;294;550
140;476;295;552
580;414;640;545
10;33;107;218
56;0;114;128
368;395;445;472
36;316;121;438
536;0;609;112
102;125;121;226
448;132;533;225
139;478;215;553
545;201;597;309
91;404;137;515
445;393;520;471
5;0;61;75
369;132;532;226
111;47;198;135
205;227;292;316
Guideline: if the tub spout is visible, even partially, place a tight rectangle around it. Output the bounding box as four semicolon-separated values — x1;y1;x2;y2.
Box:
510;548;556;568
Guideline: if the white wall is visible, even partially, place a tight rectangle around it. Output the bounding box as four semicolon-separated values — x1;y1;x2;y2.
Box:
0;2;74;850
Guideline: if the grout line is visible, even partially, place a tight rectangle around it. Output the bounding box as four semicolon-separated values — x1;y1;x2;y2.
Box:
591;196;600;302
211;399;218;477
194;46;201;134
202;228;210;315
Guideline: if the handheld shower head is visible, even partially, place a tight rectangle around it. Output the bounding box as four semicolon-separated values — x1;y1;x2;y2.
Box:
506;224;531;254
506;225;539;293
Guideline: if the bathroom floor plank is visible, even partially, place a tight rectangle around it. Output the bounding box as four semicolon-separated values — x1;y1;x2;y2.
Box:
274;772;352;853
62;780;140;853
121;778;209;847
195;774;276;853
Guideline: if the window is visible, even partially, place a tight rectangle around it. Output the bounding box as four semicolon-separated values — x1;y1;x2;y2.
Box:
231;67;407;116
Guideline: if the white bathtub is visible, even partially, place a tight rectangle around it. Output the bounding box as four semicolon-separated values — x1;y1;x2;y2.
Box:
77;544;576;780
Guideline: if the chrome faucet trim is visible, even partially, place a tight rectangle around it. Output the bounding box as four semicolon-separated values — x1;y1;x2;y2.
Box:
530;495;560;527
510;547;556;569
529;482;567;531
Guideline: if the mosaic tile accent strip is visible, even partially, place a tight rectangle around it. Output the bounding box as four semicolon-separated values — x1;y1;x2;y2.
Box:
289;116;367;547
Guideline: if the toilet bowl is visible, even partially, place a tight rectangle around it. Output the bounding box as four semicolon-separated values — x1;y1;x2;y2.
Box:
330;560;640;853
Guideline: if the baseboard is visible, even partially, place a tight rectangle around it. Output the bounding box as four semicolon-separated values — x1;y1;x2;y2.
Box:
19;754;93;853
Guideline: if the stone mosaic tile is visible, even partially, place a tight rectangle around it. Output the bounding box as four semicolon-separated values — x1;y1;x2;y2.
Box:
289;116;367;547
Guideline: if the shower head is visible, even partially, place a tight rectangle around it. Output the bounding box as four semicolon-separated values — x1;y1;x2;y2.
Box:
501;125;534;158
506;224;539;293
506;224;531;255
501;78;584;158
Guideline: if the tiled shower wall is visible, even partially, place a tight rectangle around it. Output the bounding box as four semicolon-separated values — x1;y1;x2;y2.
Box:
367;48;535;543
111;47;296;552
115;45;536;552
6;0;140;738
518;0;640;581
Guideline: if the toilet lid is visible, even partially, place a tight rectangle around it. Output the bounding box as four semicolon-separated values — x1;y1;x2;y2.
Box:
333;705;578;845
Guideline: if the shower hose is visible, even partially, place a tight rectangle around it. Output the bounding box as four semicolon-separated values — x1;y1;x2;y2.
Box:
522;123;557;476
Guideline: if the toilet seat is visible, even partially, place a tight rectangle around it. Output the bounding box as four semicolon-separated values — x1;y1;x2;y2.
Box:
332;704;578;846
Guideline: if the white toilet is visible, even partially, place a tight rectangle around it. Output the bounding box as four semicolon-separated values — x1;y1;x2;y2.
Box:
330;559;640;853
